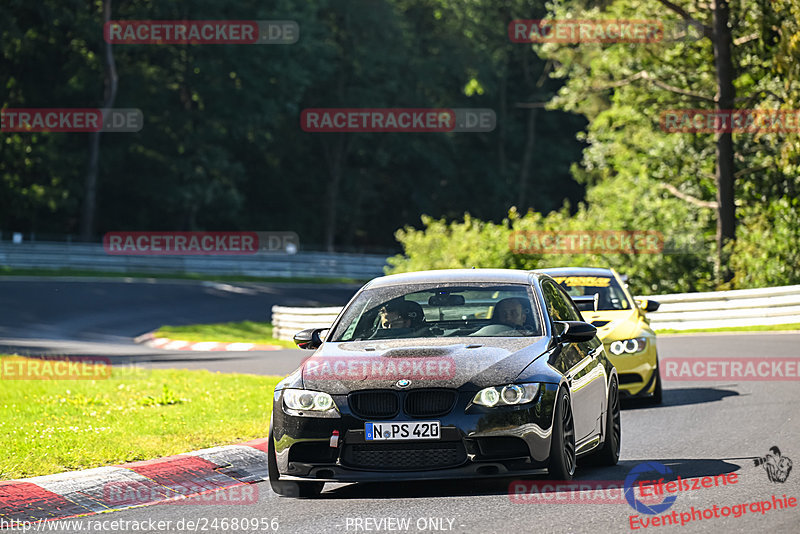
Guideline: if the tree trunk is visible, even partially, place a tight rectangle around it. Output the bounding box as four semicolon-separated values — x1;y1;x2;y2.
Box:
517;108;538;209
322;134;349;252
712;0;736;282
81;0;117;240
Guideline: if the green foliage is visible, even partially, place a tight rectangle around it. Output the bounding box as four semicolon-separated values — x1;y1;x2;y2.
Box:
386;0;800;293
386;213;513;273
730;197;800;288
0;356;282;479
1;0;585;252
137;385;188;407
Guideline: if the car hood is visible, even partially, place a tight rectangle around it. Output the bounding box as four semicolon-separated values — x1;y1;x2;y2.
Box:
300;336;551;394
580;309;644;340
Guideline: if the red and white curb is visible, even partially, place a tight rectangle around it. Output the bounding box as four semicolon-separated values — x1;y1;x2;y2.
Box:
0;439;271;526
135;332;283;352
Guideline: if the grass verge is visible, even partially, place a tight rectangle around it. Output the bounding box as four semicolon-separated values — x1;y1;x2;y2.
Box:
0;355;282;480
0;266;363;285
656;323;800;334
154;321;298;349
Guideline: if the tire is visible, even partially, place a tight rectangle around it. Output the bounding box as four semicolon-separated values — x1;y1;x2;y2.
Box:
593;377;621;466
548;387;576;480
268;425;324;498
648;358;663;405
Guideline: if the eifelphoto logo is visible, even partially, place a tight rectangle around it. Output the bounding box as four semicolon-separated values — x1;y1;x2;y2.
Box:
0;108;143;133
0;355;112;380
624;461;741;520
625;462;679;515
661;109;800;133
754;446;793;483
300;108;495;133
629;495;798;529
661;357;800;381
104;20;298;45
103;231;299;255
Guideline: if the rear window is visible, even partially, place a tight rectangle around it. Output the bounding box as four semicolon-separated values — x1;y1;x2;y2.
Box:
551;275;631;310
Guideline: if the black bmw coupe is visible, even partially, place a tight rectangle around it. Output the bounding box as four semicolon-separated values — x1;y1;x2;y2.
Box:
269;269;620;497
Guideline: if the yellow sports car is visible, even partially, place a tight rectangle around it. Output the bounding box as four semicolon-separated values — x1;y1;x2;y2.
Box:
535;267;662;404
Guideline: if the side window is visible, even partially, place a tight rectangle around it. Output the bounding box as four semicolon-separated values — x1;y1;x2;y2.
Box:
541;280;563;322
542;280;581;322
554;285;583;322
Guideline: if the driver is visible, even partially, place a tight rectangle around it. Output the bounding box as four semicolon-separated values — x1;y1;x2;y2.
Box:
493;298;528;328
378;300;424;330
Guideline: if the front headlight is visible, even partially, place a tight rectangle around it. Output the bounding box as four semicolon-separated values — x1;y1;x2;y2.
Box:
473;383;539;407
609;337;647;355
283;389;338;413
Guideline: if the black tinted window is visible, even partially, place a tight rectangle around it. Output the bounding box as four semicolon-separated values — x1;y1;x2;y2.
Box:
542;279;582;322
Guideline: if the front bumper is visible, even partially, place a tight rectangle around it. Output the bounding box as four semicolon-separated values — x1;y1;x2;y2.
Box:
271;384;559;482
605;342;658;397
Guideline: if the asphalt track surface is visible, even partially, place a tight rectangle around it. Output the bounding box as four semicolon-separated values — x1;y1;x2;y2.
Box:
0;277;356;375
2;278;799;533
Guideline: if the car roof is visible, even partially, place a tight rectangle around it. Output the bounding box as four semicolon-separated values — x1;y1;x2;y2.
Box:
533;266;617;277
364;268;542;289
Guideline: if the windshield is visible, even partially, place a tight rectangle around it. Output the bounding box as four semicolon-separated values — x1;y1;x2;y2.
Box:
551;275;631;311
331;283;543;341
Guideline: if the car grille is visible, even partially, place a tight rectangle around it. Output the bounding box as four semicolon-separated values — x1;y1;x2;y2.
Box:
348;389;457;419
405;389;457;417
342;442;466;471
618;373;643;384
349;391;399;418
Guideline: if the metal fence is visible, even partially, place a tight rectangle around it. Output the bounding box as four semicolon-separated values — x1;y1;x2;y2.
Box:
0;241;388;279
271;284;800;340
645;284;800;331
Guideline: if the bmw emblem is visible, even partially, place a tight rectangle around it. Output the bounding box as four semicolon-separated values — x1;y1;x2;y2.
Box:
396;379;411;388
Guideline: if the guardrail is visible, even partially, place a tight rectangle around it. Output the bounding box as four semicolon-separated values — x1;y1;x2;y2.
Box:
271;305;345;340
270;284;800;340
0;242;388;279
644;284;800;331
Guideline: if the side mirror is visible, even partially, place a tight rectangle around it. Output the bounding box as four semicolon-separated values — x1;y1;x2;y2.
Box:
293;328;326;350
636;299;661;312
554;321;597;343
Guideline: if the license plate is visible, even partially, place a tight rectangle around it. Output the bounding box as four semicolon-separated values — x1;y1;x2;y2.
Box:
365;421;440;441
